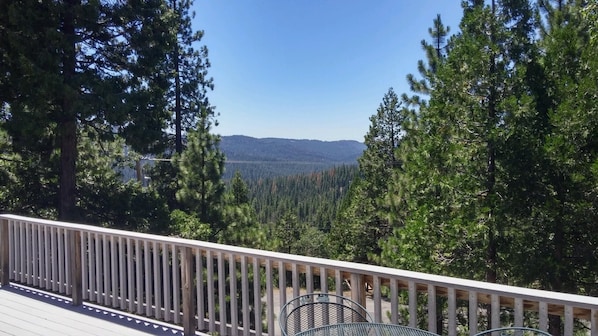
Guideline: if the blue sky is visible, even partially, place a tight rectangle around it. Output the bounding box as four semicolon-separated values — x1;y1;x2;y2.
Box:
192;1;464;141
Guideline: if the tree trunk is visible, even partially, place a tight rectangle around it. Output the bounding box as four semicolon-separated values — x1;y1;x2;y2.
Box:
485;0;498;286
59;0;78;222
548;315;562;336
484;4;499;328
173;0;183;154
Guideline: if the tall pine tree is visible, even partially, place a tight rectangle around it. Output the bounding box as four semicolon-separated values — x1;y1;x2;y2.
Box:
331;88;406;263
174;107;226;241
168;0;214;154
382;0;540;283
0;0;175;221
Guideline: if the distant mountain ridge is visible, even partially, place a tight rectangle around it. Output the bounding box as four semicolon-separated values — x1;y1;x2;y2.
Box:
220;135;365;179
220;135;365;162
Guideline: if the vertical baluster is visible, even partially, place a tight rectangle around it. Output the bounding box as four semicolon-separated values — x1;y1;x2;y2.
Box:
427;285;437;333
228;253;239;335
279;261;287;314
103;234;110;305
217;252;226;336
111;235;117;307
82;232;89;300
32;223;38;286
153;241;161;319
306;265;313;294
469;291;479;335
253;258;262;336
241;256;250;336
319;267;328;294
292;263;300;299
390;279;399;324
196;248;204;329
291;263;301;331
408;281;417;328
38;225;44;287
564;305;574;336
65;229;71;295
119;236;126;309
266;260;274;335
20;221;26;283
335;270;343;322
539;302;548;331
491;294;500;329
373;276;382;322
320;267;329;327
144;240;151;316
334;269;342;297
51;226;57;291
136;239;143;314
306;266;315;329
8;221;14;282
127;238;134;312
172;244;180;324
0;218;9;285
58;227;65;293
44;226;50;289
25;222;31;284
207;250;215;331
591;309;597;336
448;288;456;336
514;298;524;327
163;243;171;322
89;233;96;302
95;233;103;304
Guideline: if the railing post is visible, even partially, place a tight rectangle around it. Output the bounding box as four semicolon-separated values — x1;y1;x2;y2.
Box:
182;246;196;336
69;229;82;305
1;218;9;286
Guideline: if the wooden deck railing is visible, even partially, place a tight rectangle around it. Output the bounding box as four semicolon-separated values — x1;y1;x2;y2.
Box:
1;214;597;336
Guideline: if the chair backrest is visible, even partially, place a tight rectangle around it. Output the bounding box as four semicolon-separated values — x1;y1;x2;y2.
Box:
279;293;373;336
474;327;552;336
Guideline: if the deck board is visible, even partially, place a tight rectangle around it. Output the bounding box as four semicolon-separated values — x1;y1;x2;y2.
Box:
0;284;206;336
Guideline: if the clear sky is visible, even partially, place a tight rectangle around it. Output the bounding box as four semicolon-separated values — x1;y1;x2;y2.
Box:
192;1;464;142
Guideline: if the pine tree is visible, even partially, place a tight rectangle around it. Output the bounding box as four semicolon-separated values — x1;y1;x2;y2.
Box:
405;14;451;101
168;0;214;154
174;108;226;240
525;2;598;332
219;171;267;249
0;0;175;221
147;0;215;219
230;171;250;205
330;88;406;263
382;0;541;282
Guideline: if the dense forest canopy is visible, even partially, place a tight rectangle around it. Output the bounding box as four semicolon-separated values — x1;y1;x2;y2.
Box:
1;4;596;331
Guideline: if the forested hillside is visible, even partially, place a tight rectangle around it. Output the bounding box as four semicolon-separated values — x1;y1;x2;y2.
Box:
245;165;358;229
1;4;597;335
220;136;365;179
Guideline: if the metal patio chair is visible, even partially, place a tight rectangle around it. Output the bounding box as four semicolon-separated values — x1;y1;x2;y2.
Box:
295;322;442;336
474;327;552;336
279;293;374;336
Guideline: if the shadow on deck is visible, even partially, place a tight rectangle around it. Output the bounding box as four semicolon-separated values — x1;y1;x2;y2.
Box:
0;283;207;336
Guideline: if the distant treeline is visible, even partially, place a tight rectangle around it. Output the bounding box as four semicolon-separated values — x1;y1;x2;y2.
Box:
223;161;342;180
242;165;358;229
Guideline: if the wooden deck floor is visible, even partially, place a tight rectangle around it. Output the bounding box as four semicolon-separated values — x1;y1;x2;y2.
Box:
0;284;207;336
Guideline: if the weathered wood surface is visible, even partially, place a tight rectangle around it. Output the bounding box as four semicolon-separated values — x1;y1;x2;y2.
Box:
0;284;207;336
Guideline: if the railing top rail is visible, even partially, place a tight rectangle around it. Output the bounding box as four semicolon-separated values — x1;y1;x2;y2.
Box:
2;213;597;311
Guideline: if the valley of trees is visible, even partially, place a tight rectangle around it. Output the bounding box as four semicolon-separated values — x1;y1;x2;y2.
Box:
1;1;597;335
